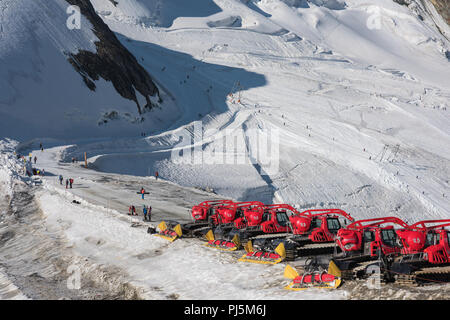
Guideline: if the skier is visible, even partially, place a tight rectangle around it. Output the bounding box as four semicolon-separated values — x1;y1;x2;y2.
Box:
148;206;152;221
140;187;146;200
34;156;37;164
59;175;63;185
69;178;74;189
155;171;159;181
66;179;69;189
143;205;148;221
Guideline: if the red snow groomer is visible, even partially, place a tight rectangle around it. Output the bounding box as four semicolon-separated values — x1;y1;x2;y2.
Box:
208;201;264;228
204;201;265;251
191;199;235;223
330;216;411;280
205;203;299;259
240;208;354;264
150;199;234;242
234;203;297;233
237;204;308;264
284;209;355;258
389;219;450;285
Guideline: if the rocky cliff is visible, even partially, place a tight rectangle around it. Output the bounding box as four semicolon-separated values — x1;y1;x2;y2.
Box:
66;0;160;114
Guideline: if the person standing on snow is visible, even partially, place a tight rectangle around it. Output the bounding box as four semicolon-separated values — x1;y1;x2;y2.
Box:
140;187;146;200
148;206;152;221
59;175;63;185
66;179;69;189
143;205;148;221
34;156;37;164
155;171;159;181
129;205;137;216
69;178;74;189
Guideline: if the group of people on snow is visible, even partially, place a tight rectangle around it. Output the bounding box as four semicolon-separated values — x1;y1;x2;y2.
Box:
129;204;152;221
62;176;74;189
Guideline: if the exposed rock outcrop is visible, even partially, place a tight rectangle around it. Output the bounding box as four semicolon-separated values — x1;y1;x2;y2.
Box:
429;0;450;25
396;0;450;26
66;0;160;114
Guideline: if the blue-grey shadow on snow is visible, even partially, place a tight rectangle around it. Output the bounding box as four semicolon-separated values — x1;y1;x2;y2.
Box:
278;0;346;10
117;34;267;134
245;1;272;17
146;0;223;28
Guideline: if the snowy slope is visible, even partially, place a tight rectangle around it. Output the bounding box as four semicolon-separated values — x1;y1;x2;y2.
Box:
0;0;178;140
69;0;450;221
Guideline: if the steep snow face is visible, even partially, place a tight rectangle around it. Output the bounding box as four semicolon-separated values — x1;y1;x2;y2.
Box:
251;0;449;85
429;0;450;26
0;0;179;140
90;0;223;28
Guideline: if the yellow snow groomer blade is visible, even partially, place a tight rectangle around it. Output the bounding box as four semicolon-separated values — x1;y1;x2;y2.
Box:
284;261;342;291
284;264;300;279
204;230;241;251
153;221;183;242
328;260;342;279
238;242;286;265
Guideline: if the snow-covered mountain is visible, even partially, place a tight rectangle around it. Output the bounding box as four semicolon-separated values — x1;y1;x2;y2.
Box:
0;0;449;301
2;0;450;219
0;0;176;140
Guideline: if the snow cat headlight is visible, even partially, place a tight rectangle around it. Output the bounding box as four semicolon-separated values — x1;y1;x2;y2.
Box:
344;243;354;250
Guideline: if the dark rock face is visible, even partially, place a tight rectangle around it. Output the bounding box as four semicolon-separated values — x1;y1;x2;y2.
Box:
393;0;409;5
66;0;160;114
